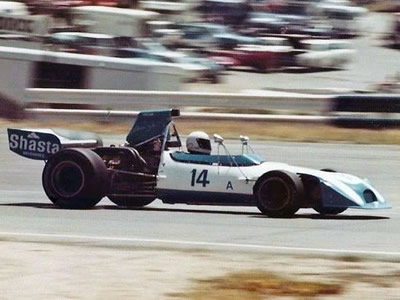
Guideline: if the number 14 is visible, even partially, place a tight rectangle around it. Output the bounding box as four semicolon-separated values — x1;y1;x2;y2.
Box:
190;169;210;187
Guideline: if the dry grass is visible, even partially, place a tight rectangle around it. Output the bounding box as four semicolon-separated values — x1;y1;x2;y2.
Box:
2;118;400;145
366;2;398;12
169;270;343;300
335;256;365;263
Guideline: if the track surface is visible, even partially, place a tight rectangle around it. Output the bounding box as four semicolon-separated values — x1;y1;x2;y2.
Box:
1;132;399;257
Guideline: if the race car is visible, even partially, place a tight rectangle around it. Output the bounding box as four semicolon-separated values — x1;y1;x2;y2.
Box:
7;109;390;217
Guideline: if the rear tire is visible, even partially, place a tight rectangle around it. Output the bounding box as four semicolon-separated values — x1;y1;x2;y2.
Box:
255;171;303;217
108;196;155;208
42;148;108;209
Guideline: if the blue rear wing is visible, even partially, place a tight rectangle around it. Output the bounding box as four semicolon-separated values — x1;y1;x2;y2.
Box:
126;109;180;147
8;128;62;160
7;128;103;160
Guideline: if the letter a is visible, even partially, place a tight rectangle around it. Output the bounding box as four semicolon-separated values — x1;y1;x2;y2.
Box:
226;181;233;190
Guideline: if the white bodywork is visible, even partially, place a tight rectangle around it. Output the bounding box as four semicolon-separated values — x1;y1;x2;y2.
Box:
157;149;388;209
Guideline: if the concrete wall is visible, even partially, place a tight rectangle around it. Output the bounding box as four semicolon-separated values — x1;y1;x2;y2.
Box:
0;56;33;106
0;46;182;107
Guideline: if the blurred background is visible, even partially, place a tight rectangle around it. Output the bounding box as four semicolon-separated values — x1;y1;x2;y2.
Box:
0;0;399;119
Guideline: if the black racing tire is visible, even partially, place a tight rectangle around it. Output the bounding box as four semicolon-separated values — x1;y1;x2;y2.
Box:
314;206;348;215
314;168;347;215
108;196;155;208
42;148;108;209
254;170;304;217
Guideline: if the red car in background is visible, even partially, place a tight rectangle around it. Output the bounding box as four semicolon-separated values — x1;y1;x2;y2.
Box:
208;42;292;72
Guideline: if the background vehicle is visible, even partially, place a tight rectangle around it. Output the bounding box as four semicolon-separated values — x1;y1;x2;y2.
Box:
209;43;288;72
178;23;260;49
44;31;117;55
0;1;29;15
7;109;390;217
388;13;400;48
70;6;159;37
295;39;355;69
116;39;223;82
0;3;50;36
243;11;310;36
196;0;251;25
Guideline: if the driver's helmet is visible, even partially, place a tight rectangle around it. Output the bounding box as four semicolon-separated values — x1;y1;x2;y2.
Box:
186;131;211;155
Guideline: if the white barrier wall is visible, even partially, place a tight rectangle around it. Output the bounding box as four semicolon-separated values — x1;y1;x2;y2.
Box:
0;46;183;105
0;52;33;104
25;89;331;112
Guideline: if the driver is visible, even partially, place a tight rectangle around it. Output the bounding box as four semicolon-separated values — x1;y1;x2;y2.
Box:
186;131;211;155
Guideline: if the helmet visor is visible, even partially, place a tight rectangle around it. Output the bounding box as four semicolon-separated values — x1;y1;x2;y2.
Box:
197;138;211;151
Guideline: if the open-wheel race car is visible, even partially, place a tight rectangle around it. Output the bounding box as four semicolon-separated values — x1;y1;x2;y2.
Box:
7;109;390;217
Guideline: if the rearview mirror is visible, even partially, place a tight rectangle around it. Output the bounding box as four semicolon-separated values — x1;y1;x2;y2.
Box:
213;134;224;144
240;135;249;145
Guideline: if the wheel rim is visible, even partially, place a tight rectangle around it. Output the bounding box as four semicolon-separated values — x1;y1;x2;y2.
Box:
259;178;291;211
51;161;85;198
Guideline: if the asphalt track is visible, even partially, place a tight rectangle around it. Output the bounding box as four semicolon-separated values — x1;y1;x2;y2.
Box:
1;131;400;257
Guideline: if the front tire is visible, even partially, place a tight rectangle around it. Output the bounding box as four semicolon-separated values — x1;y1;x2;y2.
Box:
255;171;303;217
314;207;347;215
42;148;108;209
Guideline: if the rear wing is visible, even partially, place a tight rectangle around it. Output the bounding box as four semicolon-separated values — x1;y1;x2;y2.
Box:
7;128;102;160
126;109;180;147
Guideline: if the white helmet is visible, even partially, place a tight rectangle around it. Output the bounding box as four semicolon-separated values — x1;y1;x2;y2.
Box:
186;131;211;154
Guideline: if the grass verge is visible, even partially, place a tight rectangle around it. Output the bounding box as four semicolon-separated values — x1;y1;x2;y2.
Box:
168;270;343;300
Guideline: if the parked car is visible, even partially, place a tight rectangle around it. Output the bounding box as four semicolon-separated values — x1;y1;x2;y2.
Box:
178;23;260;50
311;0;367;38
0;1;29;15
195;0;251;25
44;32;118;55
140;40;224;83
243;11;310;36
208;43;290;72
295;39;355;69
150;52;222;83
115;41;221;83
242;11;289;36
388;13;400;48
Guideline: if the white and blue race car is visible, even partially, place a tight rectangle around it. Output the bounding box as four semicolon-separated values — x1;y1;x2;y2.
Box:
7;109;390;217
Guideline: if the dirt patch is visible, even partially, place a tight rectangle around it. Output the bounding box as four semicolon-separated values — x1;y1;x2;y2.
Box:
1;241;400;300
169;270;343;300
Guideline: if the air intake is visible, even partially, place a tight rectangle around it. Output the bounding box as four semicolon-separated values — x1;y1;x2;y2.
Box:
364;190;377;203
